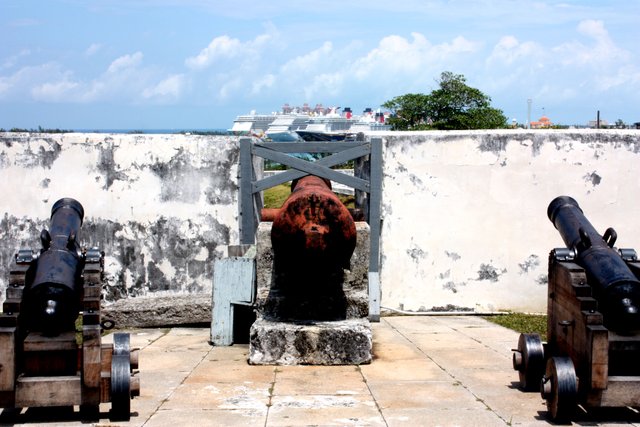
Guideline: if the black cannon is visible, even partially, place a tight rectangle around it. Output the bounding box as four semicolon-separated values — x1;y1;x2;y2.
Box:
24;198;85;336
547;195;640;332
0;198;138;420
513;195;640;422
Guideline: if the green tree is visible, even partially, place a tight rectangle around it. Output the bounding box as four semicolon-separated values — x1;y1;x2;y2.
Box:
382;71;508;130
381;93;432;130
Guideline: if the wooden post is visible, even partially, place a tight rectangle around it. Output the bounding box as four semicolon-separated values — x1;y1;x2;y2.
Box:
211;256;256;345
240;138;256;244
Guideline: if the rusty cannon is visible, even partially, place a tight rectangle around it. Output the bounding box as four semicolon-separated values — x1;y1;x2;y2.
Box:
261;175;357;320
0;198;138;421
513;195;640;422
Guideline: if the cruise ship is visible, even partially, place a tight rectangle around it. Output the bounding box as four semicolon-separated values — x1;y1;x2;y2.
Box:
229;104;391;141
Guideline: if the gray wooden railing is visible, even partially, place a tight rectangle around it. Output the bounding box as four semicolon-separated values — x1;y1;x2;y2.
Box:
238;137;382;319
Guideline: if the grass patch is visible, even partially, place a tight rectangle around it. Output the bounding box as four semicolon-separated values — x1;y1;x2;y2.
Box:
483;313;547;337
263;183;355;209
263;183;292;208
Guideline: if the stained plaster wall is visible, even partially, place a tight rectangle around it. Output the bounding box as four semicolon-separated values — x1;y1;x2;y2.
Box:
379;129;640;314
0;133;242;306
1;130;640;318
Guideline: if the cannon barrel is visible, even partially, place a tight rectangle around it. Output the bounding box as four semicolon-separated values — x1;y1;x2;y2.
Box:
271;175;356;270
548;195;640;332
27;198;85;336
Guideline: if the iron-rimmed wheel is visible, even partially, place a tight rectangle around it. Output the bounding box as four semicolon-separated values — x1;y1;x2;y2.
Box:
110;333;131;421
512;333;545;391
541;356;577;423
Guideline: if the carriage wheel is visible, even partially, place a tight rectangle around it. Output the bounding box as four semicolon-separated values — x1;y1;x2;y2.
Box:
512;333;545;391
541;357;577;423
110;333;132;421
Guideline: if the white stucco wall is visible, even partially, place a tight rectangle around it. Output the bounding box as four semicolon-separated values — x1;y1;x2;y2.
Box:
0;132;241;302
1;130;640;316
379;129;640;313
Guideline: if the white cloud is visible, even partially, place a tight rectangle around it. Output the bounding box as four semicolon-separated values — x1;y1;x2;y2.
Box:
435;35;479;55
31;79;79;101
0;79;9;95
185;33;273;70
481;19;640;104
108;52;144;73
85;43;102;56
0;51;186;104
217;77;243;100
195;30;485;104
578;19;608;40
486;36;541;66
251;74;275;95
0;63;70;99
2;49;31;70
142;74;186;100
554;20;629;66
181;27;283;102
352;32;480;83
356;33;431;76
2;15;638;125
304;72;344;99
598;65;640;91
185;35;242;70
281;42;333;74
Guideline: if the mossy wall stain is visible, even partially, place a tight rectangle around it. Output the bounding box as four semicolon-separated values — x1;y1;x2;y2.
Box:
0;133;239;305
97;141;128;189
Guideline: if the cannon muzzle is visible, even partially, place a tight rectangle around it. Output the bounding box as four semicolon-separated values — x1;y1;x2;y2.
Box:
548;196;640;332
27;198;85;336
271;176;356;270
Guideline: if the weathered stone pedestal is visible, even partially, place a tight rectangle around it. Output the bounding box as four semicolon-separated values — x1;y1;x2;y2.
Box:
249;318;372;365
250;222;372;365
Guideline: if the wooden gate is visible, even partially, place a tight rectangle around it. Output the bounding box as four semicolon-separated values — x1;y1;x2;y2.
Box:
238;137;382;320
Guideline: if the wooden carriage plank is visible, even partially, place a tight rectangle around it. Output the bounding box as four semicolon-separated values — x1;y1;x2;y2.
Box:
0;328;16;391
82;284;102;298
2;300;22;314
101;344;113;372
83;325;101;388
600;377;640;407
5;287;23;300
100;373;111;402
23;332;77;352
588;325;609;390
15;376;81;407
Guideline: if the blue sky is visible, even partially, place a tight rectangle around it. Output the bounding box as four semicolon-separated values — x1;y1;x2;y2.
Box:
1;0;639;129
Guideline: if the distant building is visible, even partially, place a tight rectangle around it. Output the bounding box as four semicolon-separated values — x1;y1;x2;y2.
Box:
530;115;553;129
587;119;610;128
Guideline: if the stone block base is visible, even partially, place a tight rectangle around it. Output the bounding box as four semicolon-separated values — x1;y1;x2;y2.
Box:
249;317;372;365
103;294;211;328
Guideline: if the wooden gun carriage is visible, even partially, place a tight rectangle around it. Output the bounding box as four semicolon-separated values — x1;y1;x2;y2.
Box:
0;198;138;420
513;196;640;422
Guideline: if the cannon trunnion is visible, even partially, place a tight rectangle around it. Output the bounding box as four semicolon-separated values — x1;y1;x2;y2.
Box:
0;198;138;421
513;196;640;422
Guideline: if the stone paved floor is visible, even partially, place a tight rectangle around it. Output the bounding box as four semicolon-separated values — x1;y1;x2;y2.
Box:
2;316;640;426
